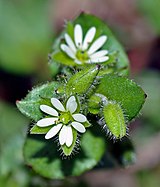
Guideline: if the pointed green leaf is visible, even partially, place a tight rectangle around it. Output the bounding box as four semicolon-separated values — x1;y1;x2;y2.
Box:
96;74;146;121
16;82;59;121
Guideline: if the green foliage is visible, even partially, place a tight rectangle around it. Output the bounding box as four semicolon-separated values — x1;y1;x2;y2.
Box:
24;130;106;179
15;13;146;179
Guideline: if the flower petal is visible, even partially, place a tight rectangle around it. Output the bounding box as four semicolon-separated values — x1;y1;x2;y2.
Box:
74;59;82;64
88;36;107;55
37;117;58;127
60;44;75;59
88;56;109;63
90;50;108;59
59;125;67;145
45;123;62;139
82;27;96;50
74;24;83;48
66;96;77;114
51;98;65;112
71;122;86;133
72;113;87;122
40;105;58;116
65;126;73;147
66;96;76;107
64;33;77;53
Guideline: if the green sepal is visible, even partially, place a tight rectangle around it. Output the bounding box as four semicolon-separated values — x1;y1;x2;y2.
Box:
88;94;102;114
30;125;53;134
51;51;75;66
83;120;92;128
103;102;126;139
61;128;77;156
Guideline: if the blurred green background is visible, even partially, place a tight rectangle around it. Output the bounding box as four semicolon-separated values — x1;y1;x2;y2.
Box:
0;0;160;186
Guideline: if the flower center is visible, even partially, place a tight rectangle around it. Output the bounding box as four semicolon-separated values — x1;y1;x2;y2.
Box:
59;111;73;125
76;49;89;63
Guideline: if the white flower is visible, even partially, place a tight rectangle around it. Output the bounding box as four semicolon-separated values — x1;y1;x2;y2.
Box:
60;24;109;64
36;96;87;147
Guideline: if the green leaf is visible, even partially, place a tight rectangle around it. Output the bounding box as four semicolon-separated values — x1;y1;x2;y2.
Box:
51;13;129;76
16;82;59;121
61;128;77;156
103;102;126;139
96;74;146;121
66;65;99;96
24;129;106;179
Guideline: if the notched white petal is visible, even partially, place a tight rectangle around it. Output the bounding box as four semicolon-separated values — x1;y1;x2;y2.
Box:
66;96;77;113
90;56;109;63
74;59;82;64
71;122;86;133
67;101;77;114
51;98;65;112
66;96;76;108
45;124;62;139
65;126;73;147
40;105;58;116
72;113;87;122
88;35;107;55
82;27;96;50
59;125;67;145
60;44;75;59
64;33;76;53
74;24;83;48
37;117;58;127
90;50;108;59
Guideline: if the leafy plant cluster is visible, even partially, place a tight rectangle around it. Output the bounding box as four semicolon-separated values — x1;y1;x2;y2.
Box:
17;13;146;179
